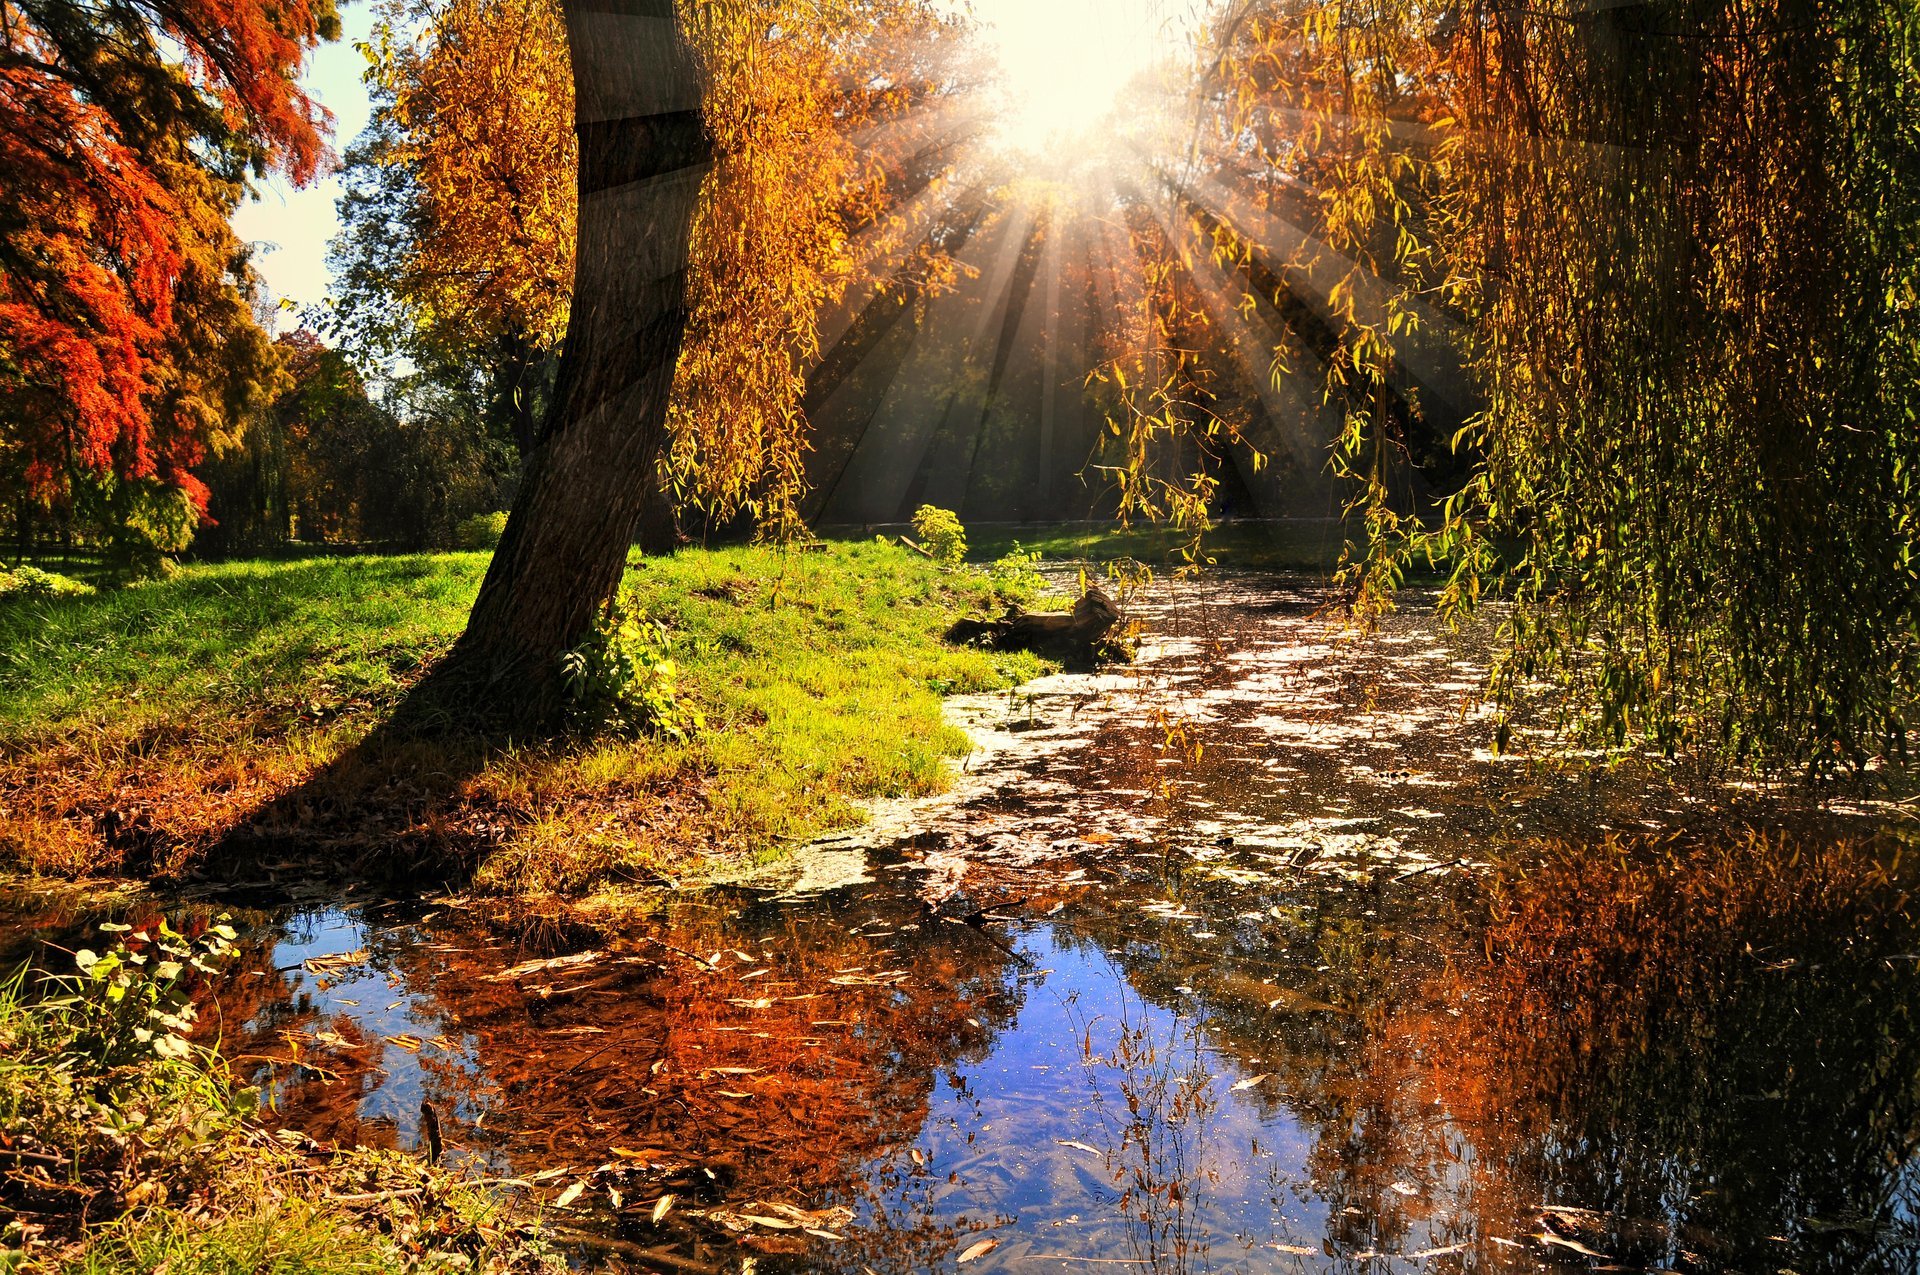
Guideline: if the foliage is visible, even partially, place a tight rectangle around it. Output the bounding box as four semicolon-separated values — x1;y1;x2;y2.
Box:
325;0;569;457
911;505;968;567
203;331;512;552
455;512;509;551
1;917;563;1271
1;920;249;1250
56;918;238;1066
1197;0;1920;774
987;542;1046;600
341;0;967;533
561;602;704;741
0;0;333;549
0;566;94;603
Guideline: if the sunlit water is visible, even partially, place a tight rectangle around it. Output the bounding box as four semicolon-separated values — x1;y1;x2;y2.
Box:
7;575;1919;1273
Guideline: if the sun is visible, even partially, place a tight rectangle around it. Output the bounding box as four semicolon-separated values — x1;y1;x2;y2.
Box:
967;0;1195;157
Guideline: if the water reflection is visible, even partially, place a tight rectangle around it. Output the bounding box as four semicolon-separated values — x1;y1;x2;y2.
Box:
6;579;1920;1273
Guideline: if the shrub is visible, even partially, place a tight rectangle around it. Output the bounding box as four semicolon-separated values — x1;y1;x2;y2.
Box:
0;565;95;602
989;541;1046;601
911;504;967;567
560;600;704;740
2;917;248;1243
456;511;510;550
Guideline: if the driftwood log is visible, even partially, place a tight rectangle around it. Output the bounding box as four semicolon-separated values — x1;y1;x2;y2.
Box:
947;587;1126;665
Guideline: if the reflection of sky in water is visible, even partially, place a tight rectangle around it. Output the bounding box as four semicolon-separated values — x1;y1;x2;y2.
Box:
251;908;492;1159
858;922;1469;1271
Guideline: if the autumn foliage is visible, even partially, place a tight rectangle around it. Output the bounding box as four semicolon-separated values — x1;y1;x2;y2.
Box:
364;0;964;532
0;0;336;548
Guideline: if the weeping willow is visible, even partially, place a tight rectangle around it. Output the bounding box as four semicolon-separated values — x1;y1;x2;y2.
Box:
1217;0;1920;772
1445;0;1920;770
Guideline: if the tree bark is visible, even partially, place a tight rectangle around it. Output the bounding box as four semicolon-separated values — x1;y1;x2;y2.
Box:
444;0;710;723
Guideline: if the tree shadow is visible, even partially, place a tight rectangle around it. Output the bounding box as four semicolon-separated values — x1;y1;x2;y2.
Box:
193;660;545;892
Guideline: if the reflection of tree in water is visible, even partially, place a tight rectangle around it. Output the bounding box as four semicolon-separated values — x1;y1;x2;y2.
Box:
1072;827;1920;1270
324;888;1034;1264
1443;832;1920;1271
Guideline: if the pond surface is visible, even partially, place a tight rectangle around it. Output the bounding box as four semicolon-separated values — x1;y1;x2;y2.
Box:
8;575;1920;1274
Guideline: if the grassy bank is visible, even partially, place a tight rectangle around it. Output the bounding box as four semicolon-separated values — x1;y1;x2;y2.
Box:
0;540;1051;893
2;920;561;1272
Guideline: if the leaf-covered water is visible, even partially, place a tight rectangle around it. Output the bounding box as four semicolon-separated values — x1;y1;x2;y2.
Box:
7;575;1918;1273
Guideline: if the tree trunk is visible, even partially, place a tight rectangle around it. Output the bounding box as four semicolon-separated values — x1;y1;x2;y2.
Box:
444;0;710;723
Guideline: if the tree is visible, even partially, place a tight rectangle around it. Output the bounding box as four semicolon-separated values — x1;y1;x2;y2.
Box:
1199;0;1920;773
202;328;511;551
392;0;960;718
0;0;337;564
440;0;709;719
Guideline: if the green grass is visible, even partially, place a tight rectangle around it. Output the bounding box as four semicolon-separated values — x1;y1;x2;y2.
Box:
0;540;1050;888
961;519;1352;573
0;554;486;739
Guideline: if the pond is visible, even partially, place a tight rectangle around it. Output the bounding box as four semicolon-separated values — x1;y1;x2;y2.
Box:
7;574;1920;1274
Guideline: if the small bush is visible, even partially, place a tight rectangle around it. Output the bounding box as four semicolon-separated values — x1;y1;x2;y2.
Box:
989;541;1046;601
561;600;704;740
3;918;248;1245
0;565;95;602
911;505;967;567
455;511;510;551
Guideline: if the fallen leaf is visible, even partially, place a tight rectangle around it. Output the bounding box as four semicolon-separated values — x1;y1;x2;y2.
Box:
1231;1074;1270;1092
1534;1233;1608;1258
553;1181;585;1210
1054;1140;1102;1156
484;950;606;982
1388;1181;1420;1197
741;1214;800;1230
385;1033;424;1053
652;1194;675;1224
957;1237;999;1264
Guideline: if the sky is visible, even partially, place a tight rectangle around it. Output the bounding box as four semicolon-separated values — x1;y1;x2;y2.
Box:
229;1;382;329
232;0;1198;326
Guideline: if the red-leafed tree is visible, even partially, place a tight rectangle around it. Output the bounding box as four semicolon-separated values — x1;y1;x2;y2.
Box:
1;0;338;567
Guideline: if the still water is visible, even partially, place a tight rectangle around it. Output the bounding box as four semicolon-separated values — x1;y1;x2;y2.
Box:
8;576;1920;1273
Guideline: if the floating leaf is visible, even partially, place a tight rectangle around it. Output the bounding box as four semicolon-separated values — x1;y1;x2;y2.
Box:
652;1194;675;1224
1054;1140;1102;1156
1534;1233;1607;1258
957;1237;999;1264
1231;1074;1270;1092
553;1181;585;1210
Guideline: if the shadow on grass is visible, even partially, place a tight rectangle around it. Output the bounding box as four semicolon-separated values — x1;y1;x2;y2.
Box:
194;662;539;892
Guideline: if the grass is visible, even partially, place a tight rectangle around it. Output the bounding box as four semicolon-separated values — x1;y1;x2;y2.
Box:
1;938;559;1273
0;539;1053;891
958;519;1352;573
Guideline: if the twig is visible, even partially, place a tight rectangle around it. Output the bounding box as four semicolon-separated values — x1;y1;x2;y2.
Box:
545;1228;721;1274
325;1187;427;1204
896;535;934;559
1393;857;1463;882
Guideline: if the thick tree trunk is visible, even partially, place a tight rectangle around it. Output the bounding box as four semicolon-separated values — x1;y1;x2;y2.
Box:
445;0;710;723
